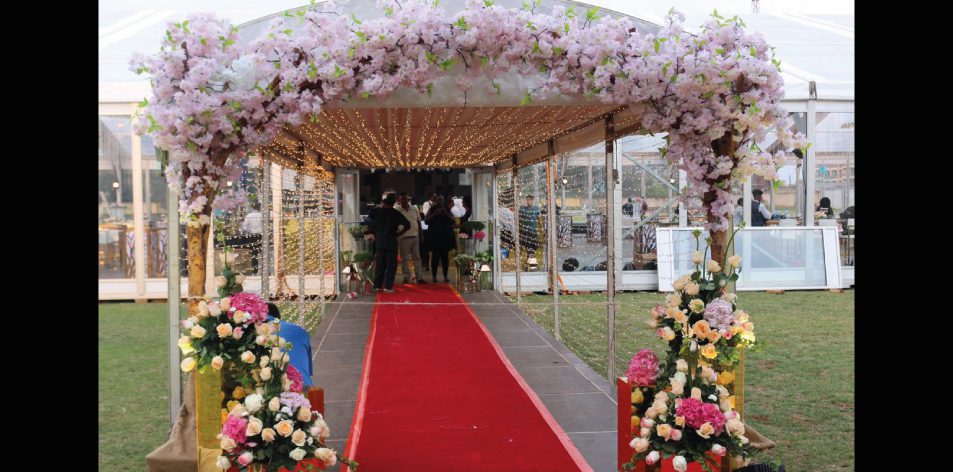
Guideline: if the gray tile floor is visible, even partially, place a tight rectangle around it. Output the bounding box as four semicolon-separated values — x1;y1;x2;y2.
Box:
309;290;618;471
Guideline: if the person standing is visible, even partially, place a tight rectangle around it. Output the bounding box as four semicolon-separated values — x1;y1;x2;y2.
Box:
733;198;744;225
420;192;437;272
425;195;455;283
395;192;427;284
750;189;772;227
622;198;634;217
518;194;541;266
366;193;410;293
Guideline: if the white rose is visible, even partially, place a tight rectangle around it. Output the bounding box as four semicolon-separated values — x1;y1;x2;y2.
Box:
269;396;281;412
685;282;700;296
631;437;649;453
289;447;306;461
190;325;207;339
291;429;307;447
673;455;688;472
208;302;222;316
215;276;227;288
314;448;337;466
670;380;684;396
706;260;721;273
260;367;273;381
691;387;702;400
197;301;209;318
240;351;256;364
726;418;745;436
246;417;263;436
728;255;742;268
220;437;237;451
673;372;687;384
724;293;737;303
691;251;703;265
689;299;705;313
712;444;727;457
181;318;194;330
233;311;246;324
211;356;224;370
244;394;264;414
645;451;660;465
676;359;688;372
260;356;271;368
672;275;689;291
256;335;267;345
215;456;231;470
180;357;196;372
297;406;312;422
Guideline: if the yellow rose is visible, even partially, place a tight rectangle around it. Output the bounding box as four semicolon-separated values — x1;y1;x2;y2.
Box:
631;389;644;404
718;371;735;386
706;260;721;273
707;330;721;343
232;386;246;400
700;343;718;359
297;406;312;422
219;297;231;311
656;424;672;439
674;415;686;427
225;400;240;414
261;428;276;442
269;396;281;412
197;300;209;317
692;320;712;339
685;282;700;296
672;275;690;291
692;251;703;265
691;387;702;400
673;311;688;324
727;255;742;268
665;294;682;307
260;367;273;381
728;395;736;409
291;429;307;447
180;357;196;372
734;310;749;323
177;336;195;355
275;420;295;437
696;422;716;439
676;359;688;372
658;326;676;341
630;415;641;433
189;325;206;339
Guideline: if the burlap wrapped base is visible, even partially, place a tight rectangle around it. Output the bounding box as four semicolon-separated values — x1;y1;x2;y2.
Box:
146;377;197;472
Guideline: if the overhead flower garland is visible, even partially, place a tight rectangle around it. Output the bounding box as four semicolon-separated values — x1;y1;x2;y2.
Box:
131;0;806;308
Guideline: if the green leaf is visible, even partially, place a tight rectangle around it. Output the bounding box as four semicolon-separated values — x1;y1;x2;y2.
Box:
425;51;438;64
199;37;207;46
426;83;433;98
521;0;530;10
138;98;149;108
230;101;242;111
351;13;362;24
750;45;758;56
586;7;600;22
455;16;469;30
433;0;440;6
334;64;345;78
712;9;723;19
361;91;370;99
661;61;671;76
716;47;726;55
439;58;457;71
274;61;281;70
480;55;489;67
520;92;532;106
385;6;393;16
492;81;501;94
356;31;367;42
653;38;661;53
483;0;495;6
564;22;570;33
553;46;564;56
566;7;576;19
532;41;541;54
308;60;317;80
282;28;293;36
527;20;536;31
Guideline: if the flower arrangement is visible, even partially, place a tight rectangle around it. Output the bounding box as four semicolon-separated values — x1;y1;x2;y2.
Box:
178;293;274;377
625;229;758;472
457;232;470;239
460;221;486;233
473;230;486;241
215;350;353;472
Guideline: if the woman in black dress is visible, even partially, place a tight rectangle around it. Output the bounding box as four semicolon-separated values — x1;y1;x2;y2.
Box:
425;195;456;283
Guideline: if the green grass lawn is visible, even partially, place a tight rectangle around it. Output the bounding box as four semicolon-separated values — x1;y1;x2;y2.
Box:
514;290;855;471
99;302;172;472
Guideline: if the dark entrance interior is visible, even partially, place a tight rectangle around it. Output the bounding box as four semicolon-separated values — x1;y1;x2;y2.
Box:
357;168;471;214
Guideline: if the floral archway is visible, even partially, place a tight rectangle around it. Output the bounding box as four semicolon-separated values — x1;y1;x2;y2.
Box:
132;0;805;309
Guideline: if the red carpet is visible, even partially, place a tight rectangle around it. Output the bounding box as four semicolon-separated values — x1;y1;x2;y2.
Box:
343;284;592;471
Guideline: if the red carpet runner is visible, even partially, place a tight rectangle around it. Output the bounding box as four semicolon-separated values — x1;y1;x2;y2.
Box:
343;284;592;471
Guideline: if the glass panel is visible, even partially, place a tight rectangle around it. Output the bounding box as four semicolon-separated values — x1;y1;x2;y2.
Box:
617;133;682;270
141;139;171;278
554;142;608;280
98;115;136;279
516;161;549;274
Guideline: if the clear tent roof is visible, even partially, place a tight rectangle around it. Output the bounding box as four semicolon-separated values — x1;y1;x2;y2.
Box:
100;0;853;102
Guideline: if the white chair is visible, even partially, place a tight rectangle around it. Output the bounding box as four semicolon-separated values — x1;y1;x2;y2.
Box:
779;219;797;227
818;219;838;227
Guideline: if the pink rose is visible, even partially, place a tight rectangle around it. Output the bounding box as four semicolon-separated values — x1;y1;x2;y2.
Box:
669;428;682;441
712;444;727;457
645;451;660;465
238;452;254;466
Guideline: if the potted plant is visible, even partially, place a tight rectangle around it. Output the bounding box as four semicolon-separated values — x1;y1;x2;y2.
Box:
353;251;375;292
475;250;494;290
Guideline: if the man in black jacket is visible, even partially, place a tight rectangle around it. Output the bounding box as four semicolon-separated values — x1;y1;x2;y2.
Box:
365;193;411;293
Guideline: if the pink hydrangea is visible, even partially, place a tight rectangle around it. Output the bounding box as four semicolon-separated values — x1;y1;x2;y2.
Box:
221;414;248;444
229;292;269;324
286;364;304;393
703;299;735;332
626;349;659;387
675;397;726;435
